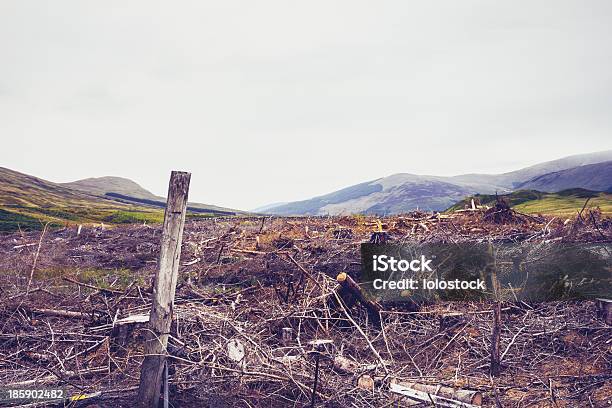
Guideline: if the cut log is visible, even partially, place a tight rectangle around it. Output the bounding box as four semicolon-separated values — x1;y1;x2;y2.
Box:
333;355;360;375
6;367;107;387
389;379;482;407
336;272;382;320
333;355;377;375
110;313;150;347
357;374;374;392
32;308;90;319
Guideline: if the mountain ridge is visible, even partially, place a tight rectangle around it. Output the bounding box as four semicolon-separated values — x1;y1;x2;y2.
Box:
0;167;241;231
263;150;612;215
62;176;243;214
516;161;612;193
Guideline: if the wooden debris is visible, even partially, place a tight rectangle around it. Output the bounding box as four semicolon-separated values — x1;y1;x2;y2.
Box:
389;379;482;407
357;374;374;392
0;211;609;407
595;298;612;325
336;272;382;320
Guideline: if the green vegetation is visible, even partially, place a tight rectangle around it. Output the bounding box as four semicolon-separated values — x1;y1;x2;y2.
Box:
0;209;54;232
104;210;165;224
448;189;612;216
186;213;217;220
28;267;144;292
0;167;232;232
0;204;165;231
513;193;612;216
78;268;141;290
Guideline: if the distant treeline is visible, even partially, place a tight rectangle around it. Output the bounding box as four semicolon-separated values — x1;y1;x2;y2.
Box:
105;193;236;216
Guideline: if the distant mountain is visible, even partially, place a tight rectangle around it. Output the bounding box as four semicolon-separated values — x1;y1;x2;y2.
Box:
0;168;120;209
268;176;474;215
263;150;612;215
516;161;612;193
0;167;159;231
251;202;289;213
448;150;612;189
62;176;243;215
62;177;159;200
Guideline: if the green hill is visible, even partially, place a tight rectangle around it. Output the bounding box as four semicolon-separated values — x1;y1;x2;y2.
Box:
62;176;242;215
0;168;231;232
447;188;612;216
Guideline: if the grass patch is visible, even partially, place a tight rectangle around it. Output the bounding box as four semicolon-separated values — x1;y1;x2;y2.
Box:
513;194;612;216
31;207;81;221
0;208;60;232
103;210;164;224
27;267;143;293
448;189;612;216
186;213;216;220
78;268;139;289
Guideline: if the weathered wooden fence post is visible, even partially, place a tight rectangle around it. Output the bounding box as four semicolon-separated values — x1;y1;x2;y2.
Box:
138;171;191;407
490;302;502;376
487;242;502;377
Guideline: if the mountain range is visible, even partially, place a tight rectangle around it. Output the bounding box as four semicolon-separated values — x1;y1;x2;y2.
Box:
260;150;612;215
1;150;611;230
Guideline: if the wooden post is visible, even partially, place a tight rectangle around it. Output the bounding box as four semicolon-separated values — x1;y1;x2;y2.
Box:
490;302;502;377
138;171;191;408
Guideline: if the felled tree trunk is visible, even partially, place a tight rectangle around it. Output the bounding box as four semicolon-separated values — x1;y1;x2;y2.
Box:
335;272;382;326
389;379;482;407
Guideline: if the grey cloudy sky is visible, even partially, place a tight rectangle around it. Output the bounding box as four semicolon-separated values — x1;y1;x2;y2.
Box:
1;1;611;210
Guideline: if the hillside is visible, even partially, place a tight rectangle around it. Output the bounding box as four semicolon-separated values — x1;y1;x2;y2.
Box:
448;150;612;189
0;167;163;231
270;176;474;215
447;188;612;216
516;161;612;193
62;177;159;200
263;150;612;215
0;168;235;231
62;176;242;215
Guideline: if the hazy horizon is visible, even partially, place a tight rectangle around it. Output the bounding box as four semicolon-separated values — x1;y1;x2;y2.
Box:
1;1;611;209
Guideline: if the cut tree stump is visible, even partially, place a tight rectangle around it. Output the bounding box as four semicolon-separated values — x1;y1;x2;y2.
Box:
596;298;612;325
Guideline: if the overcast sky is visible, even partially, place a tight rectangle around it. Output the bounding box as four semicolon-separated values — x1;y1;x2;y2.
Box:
1;1;611;210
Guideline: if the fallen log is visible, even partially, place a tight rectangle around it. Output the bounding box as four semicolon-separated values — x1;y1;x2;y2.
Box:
332;352;481;406
389;379;482;407
336;272;382;319
332;355;377;375
6;367;108;387
32;308;91;319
